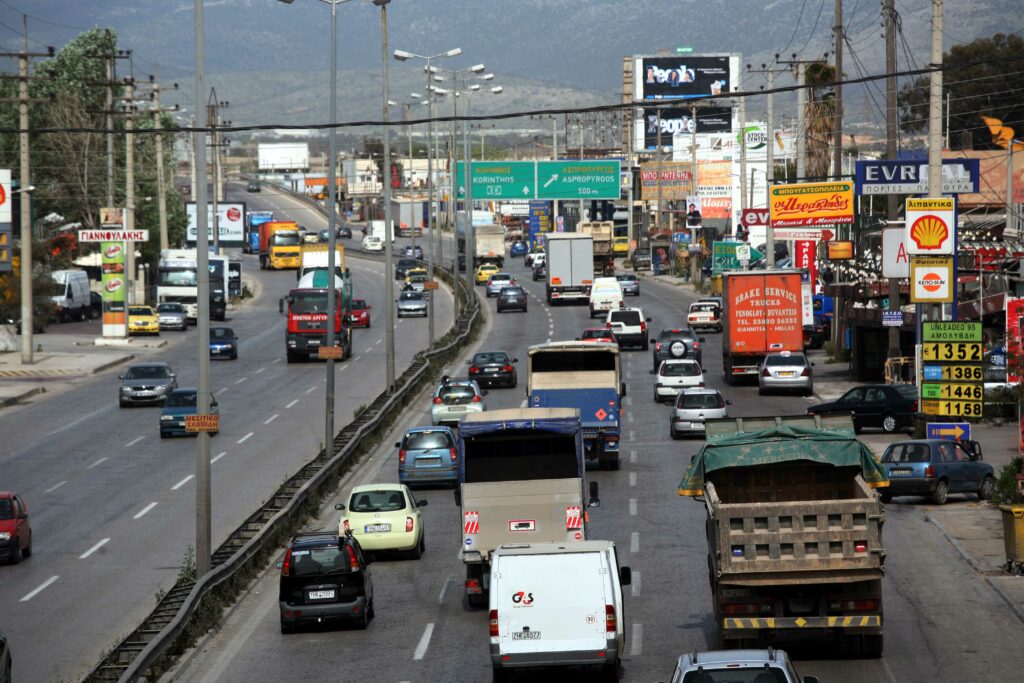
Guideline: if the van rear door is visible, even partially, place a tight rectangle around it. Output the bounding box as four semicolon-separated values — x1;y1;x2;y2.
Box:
495;551;607;655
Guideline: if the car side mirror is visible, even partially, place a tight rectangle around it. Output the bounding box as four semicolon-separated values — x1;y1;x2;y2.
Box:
453;489;461;506
588;481;600;508
275;560;283;569
170;373;177;379
645;317;652;322
334;502;346;511
575;337;581;341
210;400;218;407
811;362;816;367
465;360;472;365
481;390;489;396
649;337;655;344
699;338;706;343
619;566;632;586
278;297;285;315
620;382;627;397
366;305;372;310
394;442;402;448
512;358;518;363
726;399;733;405
118;374;124;379
417;499;429;507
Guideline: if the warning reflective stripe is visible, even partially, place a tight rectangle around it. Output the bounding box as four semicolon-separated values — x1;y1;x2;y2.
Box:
464;511;479;535
565;506;582;530
725;615;880;630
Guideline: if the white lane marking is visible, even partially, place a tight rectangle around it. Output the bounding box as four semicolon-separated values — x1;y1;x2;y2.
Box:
520;399;528;408
630;449;637;464
438;575;453;604
630;531;640;553
629;472;637;487
172;474;195;490
629;498;637;516
20;575;59;602
375;338;383;346
79;538;111;559
87;457;108;469
631;571;641;598
631;623;643;656
339;365;349;372
265;414;279;425
45;480;68;493
305;386;317;394
413;623;435;660
627;412;634;423
211;451;227;464
216;388;229;397
629;430;636;440
285;399;299;409
237;432;254;444
125;436;145;448
546;338;551;343
234;377;248;384
272;358;281;364
133;502;158;519
255;367;266;374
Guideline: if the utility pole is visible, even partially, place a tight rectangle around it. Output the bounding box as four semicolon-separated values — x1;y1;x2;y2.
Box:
833;0;844;182
748;63;785;266
689;105;700;283
146;78;179;252
737;85;748;235
928;0;945;319
378;0;396;391
884;0;901;356
207;90;228;254
0;19;52;364
189;115;197;199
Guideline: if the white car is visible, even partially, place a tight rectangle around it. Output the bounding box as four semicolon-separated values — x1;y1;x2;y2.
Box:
654;358;704;402
606;307;650;350
361;235;384;252
670;388;730;439
687;301;722;332
589;277;624;318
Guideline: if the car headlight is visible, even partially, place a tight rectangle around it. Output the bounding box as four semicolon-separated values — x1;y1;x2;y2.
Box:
160;415;174;422
155;384;170;391
0;531;10;541
121;386;132;393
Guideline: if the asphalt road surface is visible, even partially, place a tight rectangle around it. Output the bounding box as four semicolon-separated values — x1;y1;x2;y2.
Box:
177;256;1024;683
0;183;454;683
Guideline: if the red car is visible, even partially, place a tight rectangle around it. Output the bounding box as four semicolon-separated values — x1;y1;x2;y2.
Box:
348;298;372;328
0;492;32;564
578;328;616;344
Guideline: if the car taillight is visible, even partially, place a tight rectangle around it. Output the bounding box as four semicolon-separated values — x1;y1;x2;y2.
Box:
433;397;443;404
346;544;359;571
502;365;514;372
699;382;705;387
605;605;617;633
406;516;415;532
911;400;919;412
640;322;647;334
854;541;868;553
924;465;935;478
469;366;479;374
489;609;499;637
801;367;810;376
281;548;293;576
605;322;612;329
762;368;771;377
471;395;482;403
450;448;458;463
828;598;879;611
654;342;662;351
604;434;619;443
693;341;700;349
722;601;773;615
399;449;407;464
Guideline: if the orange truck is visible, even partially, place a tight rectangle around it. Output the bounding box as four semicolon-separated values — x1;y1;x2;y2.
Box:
721;270;805;384
259;221;302;270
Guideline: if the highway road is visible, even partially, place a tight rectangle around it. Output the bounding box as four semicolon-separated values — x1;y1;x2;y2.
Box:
177;256;1024;682
0;183;455;683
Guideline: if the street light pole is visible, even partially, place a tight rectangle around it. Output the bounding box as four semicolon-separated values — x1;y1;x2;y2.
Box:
376;0;395;391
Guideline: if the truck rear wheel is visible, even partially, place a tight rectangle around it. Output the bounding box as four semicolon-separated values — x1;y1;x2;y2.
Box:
723;357;734;385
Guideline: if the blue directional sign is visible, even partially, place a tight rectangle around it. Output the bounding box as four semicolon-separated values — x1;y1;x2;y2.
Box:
926;422;972;442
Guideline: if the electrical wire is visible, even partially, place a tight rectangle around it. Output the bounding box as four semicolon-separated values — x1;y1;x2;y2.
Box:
778;0;811;58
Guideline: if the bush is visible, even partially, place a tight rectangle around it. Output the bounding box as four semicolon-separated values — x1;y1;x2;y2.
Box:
991;457;1024;505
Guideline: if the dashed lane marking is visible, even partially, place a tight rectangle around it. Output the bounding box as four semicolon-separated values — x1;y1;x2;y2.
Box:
211;451;227;464
285;399;299;409
631;623;643;656
44;481;67;494
265;414;279;425
630;449;637;464
272;358;281;364
125;436;144;448
79;538;110;559
20;576;59;602
629;430;636;440
133;502;158;519
438;575;454;604
629;498;637;516
255;367;266;374
305;386;317;394
87;457;108;469
630;531;640;553
631;571;641;598
413;623;435;660
172;474;194;490
237;432;254;444
234;377;248;384
215;388;228;396
629;472;637;487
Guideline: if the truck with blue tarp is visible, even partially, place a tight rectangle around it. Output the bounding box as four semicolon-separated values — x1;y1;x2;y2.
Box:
456;408;596;607
245;210;274;253
679;414;889;656
526;341;625;470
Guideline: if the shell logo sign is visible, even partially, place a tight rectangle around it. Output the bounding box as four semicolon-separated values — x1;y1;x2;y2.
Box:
905;197;954;255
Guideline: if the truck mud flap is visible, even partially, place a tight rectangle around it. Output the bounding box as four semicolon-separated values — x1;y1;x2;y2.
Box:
723;615;881;631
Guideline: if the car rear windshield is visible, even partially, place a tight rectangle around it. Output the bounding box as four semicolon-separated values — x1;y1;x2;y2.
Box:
690;303;718;313
406;431;453;450
349;490;406;512
661;362;700;377
616;275;637;282
765;354;806;366
125;366;170;380
210;328;234;340
439;385;477;403
473;352;510;365
659;329;694;341
682;668;789;683
398;258;418;267
580;329;610;340
677;393;725;409
610;310;641;325
882;443;931;463
289;545;348;576
500;287;524;297
165;391;197;407
490;274;512;282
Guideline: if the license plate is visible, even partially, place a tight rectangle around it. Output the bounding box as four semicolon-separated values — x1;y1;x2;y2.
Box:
447;406;467;412
890;468;912;476
778;371;795;377
364;523;391;533
307;590;335;600
486;368;500;373
512;631;541;640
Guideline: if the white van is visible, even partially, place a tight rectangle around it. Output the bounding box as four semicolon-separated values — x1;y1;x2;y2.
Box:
588;277;623;319
489;541;630;681
50;270;91;321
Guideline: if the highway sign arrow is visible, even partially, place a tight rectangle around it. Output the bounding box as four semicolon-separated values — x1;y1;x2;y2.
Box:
543;174;559;188
926;422;972;441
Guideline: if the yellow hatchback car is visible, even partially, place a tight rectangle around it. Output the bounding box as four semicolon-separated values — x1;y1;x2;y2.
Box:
475;263;499;285
613;236;630;256
335;483;427;558
128;305;160;335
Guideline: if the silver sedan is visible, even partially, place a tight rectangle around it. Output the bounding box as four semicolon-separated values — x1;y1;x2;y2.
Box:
156;302;188;330
670;388;730;439
396;290;428;317
758;351;814;396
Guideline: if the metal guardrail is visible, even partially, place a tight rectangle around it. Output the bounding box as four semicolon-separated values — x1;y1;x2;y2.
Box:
88;191;481;682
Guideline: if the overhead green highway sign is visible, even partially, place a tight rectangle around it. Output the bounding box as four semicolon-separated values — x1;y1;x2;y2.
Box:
457;160;621;201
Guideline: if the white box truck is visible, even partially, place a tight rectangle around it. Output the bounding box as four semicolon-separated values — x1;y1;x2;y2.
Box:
488;540;631;681
544;233;594;305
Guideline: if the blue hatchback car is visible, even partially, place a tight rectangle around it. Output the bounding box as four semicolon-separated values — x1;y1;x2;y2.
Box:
160;388;219;438
509;241;528;257
879;438;994;505
396;426;458;487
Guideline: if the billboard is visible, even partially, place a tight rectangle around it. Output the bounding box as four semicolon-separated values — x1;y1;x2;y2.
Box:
639;162;694;201
186;202;246;246
768;181;854;227
636;106;731;151
1008;298;1024;385
674;123;796;162
882;227;910;278
258;142;309;171
634;55;738;100
855;159;980;195
0;169;10;273
101;241;127;337
0;168;10;223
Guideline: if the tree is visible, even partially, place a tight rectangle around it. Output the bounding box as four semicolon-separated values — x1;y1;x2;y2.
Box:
898;33;1024;150
804;62;836;180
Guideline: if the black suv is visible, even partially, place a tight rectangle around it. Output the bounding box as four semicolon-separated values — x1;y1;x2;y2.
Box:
395;257;420;280
651;328;704;372
279;531;373;633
